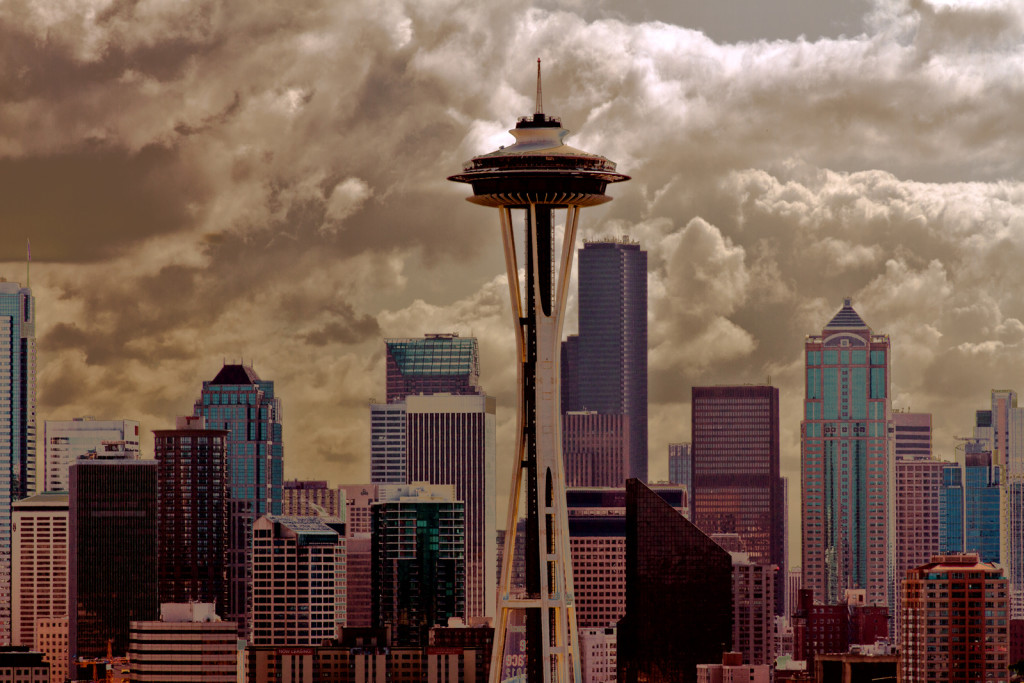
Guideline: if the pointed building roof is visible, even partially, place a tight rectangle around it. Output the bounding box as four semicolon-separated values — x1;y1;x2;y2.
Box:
824;297;868;330
210;364;261;385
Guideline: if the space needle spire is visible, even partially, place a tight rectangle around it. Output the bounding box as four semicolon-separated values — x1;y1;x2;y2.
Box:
450;65;629;683
535;58;543;115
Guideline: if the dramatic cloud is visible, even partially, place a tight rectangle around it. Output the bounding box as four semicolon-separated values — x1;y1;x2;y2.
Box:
3;0;1024;560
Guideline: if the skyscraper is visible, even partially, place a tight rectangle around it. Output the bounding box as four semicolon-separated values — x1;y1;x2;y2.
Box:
940;439;1001;563
192;363;283;635
153;416;229;607
891;411;932;460
69;454;158;661
129;603;238;683
371;483;465;647
617;479;731;683
405;393;496;620
801;298;890;606
691;385;784;612
0;281;35;644
570;240;648;483
282;479;342;517
43;418;140;493
372;334;483;485
11;491;67;648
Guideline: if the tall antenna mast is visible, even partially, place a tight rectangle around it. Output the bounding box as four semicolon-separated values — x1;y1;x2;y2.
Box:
535;58;543;115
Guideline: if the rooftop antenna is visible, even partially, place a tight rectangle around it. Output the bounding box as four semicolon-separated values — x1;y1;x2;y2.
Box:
535;58;543;115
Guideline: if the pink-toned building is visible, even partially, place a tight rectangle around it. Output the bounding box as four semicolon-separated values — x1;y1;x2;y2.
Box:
561;412;630;488
566;486;686;630
34;616;68;683
283;480;343;517
901;553;1009;682
340;484;378;537
12;492;68;649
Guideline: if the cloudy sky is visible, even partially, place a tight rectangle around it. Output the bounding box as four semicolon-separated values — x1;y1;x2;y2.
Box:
3;0;1023;562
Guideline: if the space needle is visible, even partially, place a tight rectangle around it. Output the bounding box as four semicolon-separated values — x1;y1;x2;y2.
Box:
449;61;629;683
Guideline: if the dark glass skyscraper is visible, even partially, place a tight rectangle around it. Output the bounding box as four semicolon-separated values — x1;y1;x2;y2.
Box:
692;385;784;613
69;455;158;661
0;281;35;644
567;239;647;482
371;484;465;647
617;479;731;683
193;364;283;635
153;416;229;607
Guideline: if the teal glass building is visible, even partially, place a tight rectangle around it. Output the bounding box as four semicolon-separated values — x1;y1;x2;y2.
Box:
193;364;283;636
0;281;35;644
801;298;890;606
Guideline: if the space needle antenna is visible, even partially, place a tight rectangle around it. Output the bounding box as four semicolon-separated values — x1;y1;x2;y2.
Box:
536;58;543;115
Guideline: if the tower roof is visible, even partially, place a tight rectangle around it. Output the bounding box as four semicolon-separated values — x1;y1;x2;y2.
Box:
210;364;260;385
824;298;868;330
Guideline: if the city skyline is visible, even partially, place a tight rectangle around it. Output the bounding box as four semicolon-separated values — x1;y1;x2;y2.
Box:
2;0;1024;571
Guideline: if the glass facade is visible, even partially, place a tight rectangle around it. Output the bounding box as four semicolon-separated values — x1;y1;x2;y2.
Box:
153;421;229;607
69;458;158;660
384;334;481;403
617;479;731;683
570;240;648;483
193;364;283;635
801;298;890;606
371;487;465;647
0;282;35;644
691;385;784;614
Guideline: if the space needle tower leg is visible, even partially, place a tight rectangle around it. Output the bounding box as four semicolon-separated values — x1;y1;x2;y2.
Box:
449;60;629;683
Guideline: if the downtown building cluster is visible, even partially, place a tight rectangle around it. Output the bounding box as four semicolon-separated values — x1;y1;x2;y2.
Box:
0;256;1021;681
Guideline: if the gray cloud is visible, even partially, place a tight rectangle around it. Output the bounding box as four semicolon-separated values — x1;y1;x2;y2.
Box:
3;0;1024;564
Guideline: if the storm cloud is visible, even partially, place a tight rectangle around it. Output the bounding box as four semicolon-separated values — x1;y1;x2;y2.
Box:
2;0;1023;560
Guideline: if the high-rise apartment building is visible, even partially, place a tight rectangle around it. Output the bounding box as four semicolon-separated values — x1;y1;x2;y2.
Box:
69;454;158;661
901;553;1008;682
192;363;283;635
989;391;1024;618
562;412;630;487
371;484;465;647
385;334;481;403
250;515;346;646
801;298;890;606
405;393;495;621
893;442;946;642
282;479;342;516
129;603;238;683
729;552;776;666
153;416;229;607
0;281;35;644
617;479;732;683
564;240;648;483
11;492;67;648
692;385;784;613
43;418;140;493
